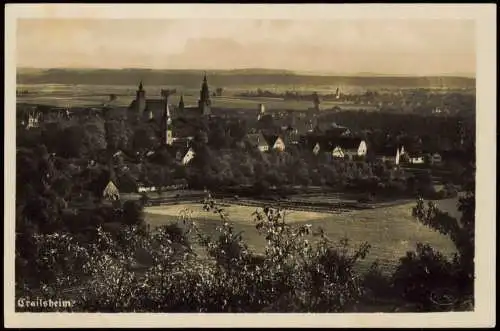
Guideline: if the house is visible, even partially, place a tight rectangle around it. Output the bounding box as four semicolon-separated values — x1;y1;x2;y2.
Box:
181;147;196;165
265;135;286;152
102;180;120;201
312;142;321;155
332;145;345;158
164;178;189;191
333;137;368;160
21;110;42;129
282;126;300;145
321;122;351;137
299;135;365;161
306;139;332;157
137;184;157;194
246;132;269;152
409;154;426;164
430;152;443;165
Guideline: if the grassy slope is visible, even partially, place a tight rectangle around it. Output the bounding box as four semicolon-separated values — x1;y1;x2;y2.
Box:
144;201;457;274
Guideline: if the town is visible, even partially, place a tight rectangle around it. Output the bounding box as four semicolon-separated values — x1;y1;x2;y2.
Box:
17;73;474;208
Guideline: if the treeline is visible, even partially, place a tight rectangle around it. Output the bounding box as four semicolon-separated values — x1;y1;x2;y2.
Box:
17;68;475;89
323;111;475;149
237;89;475;115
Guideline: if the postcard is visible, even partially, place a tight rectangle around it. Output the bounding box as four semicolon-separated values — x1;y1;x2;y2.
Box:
4;3;496;328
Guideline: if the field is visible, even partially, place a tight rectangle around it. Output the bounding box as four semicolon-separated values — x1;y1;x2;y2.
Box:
144;198;459;273
16;83;377;111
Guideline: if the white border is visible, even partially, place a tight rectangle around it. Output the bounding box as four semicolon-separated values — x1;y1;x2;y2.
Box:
4;4;496;328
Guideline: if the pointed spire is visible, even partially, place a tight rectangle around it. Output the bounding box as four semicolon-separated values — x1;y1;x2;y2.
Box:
179;94;185;109
138;80;144;91
203;71;207;82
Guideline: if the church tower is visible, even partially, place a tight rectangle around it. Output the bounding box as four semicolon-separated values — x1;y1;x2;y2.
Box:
162;100;173;146
198;73;211;116
312;92;321;112
136;80;147;116
257;103;265;121
178;94;185;111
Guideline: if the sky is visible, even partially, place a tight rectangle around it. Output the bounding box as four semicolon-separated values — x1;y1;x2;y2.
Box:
16;19;476;76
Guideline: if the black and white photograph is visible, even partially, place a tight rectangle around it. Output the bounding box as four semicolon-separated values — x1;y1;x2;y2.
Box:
4;3;496;328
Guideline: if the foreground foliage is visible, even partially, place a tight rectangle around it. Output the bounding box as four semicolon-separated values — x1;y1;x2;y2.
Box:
19;196;373;312
17;186;474;313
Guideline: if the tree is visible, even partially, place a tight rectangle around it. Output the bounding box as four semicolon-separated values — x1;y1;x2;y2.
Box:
208;121;228;149
122;200;144;226
131;127;155;152
228;120;248;143
105;120;128;152
59;126;85;158
150;147;173;166
84;119;107;152
393;161;475;311
193;130;209;148
117;172;138;193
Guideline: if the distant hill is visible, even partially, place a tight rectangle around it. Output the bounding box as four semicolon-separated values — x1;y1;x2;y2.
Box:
16;68;476;89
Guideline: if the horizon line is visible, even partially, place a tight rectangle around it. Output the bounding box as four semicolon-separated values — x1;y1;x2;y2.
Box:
16;67;477;79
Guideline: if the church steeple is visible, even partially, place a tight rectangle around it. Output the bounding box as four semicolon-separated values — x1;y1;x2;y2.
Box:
162;102;173;146
178;94;185;111
135;80;146;116
198;72;211;116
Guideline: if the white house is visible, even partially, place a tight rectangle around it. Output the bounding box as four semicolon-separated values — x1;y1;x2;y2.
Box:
25;111;41;129
399;145;406;156
312;142;321;155
409;155;425;164
271;137;286;152
137;185;157;193
357;140;368;156
332;146;345;158
182;147;196;165
103;180;120;201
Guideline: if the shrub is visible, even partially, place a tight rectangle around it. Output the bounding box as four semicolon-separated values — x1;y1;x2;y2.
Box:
392;243;459;311
18;196;373;313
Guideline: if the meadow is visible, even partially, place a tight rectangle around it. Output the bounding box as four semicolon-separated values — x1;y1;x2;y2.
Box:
144;198;459;274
